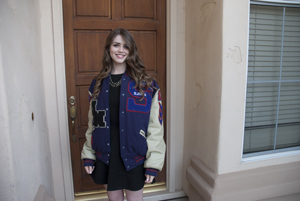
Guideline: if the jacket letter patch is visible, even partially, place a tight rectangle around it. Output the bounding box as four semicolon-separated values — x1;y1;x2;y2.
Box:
127;81;152;113
92;100;106;128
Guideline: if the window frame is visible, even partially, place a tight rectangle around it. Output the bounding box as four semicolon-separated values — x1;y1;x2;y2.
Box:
242;0;300;159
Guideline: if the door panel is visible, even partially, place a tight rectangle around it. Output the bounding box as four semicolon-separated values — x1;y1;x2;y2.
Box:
131;31;156;73
123;0;155;19
63;0;166;193
76;0;111;17
76;31;110;73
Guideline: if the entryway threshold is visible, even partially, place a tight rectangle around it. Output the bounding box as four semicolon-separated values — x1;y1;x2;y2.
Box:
74;182;186;201
143;190;187;201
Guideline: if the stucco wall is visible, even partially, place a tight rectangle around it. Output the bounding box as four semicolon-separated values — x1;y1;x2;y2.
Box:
184;1;300;199
0;1;54;200
219;0;300;174
184;0;300;199
184;0;223;194
185;0;300;175
218;0;249;174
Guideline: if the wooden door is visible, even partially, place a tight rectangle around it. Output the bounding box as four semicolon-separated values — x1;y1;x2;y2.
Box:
63;0;166;193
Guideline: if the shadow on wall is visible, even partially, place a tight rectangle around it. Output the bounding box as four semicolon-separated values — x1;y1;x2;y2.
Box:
34;185;54;201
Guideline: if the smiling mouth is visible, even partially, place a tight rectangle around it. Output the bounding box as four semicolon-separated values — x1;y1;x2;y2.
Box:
116;54;125;59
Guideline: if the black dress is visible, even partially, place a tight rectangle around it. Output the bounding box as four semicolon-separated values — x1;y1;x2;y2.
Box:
91;74;145;191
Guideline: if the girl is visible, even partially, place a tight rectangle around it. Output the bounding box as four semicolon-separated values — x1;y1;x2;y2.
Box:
81;28;166;201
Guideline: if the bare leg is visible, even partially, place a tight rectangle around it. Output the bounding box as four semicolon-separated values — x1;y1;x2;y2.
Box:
106;189;124;201
105;185;124;201
125;188;143;201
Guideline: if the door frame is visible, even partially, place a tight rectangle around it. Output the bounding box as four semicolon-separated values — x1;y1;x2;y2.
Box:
43;0;186;200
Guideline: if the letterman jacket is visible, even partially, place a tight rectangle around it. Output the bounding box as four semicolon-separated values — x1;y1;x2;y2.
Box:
81;73;166;177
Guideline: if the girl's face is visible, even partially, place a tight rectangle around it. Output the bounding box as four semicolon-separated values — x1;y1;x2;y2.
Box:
109;35;129;66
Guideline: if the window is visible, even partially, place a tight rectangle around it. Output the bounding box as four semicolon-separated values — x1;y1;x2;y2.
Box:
243;1;300;155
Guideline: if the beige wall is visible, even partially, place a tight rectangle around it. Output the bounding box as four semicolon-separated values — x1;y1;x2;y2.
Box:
184;0;300;174
219;0;300;174
0;0;54;200
184;0;300;200
184;0;223;194
218;0;249;173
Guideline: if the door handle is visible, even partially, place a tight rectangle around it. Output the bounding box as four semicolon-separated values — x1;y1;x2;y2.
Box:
69;96;77;142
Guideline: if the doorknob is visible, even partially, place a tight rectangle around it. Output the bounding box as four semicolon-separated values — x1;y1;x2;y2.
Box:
69;96;77;142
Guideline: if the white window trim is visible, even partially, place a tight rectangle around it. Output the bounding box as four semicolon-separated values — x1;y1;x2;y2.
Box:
242;147;300;162
253;0;300;5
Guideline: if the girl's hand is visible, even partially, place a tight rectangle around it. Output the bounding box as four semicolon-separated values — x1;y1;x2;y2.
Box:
85;166;95;174
145;174;155;184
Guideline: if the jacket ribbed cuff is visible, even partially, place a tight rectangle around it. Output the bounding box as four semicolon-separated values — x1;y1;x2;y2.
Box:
83;159;95;167
145;168;158;177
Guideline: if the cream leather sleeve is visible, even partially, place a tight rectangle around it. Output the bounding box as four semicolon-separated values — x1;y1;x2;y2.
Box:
144;89;166;171
81;101;96;160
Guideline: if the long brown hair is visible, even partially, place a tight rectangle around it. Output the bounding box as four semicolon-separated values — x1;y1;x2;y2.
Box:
92;28;153;99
